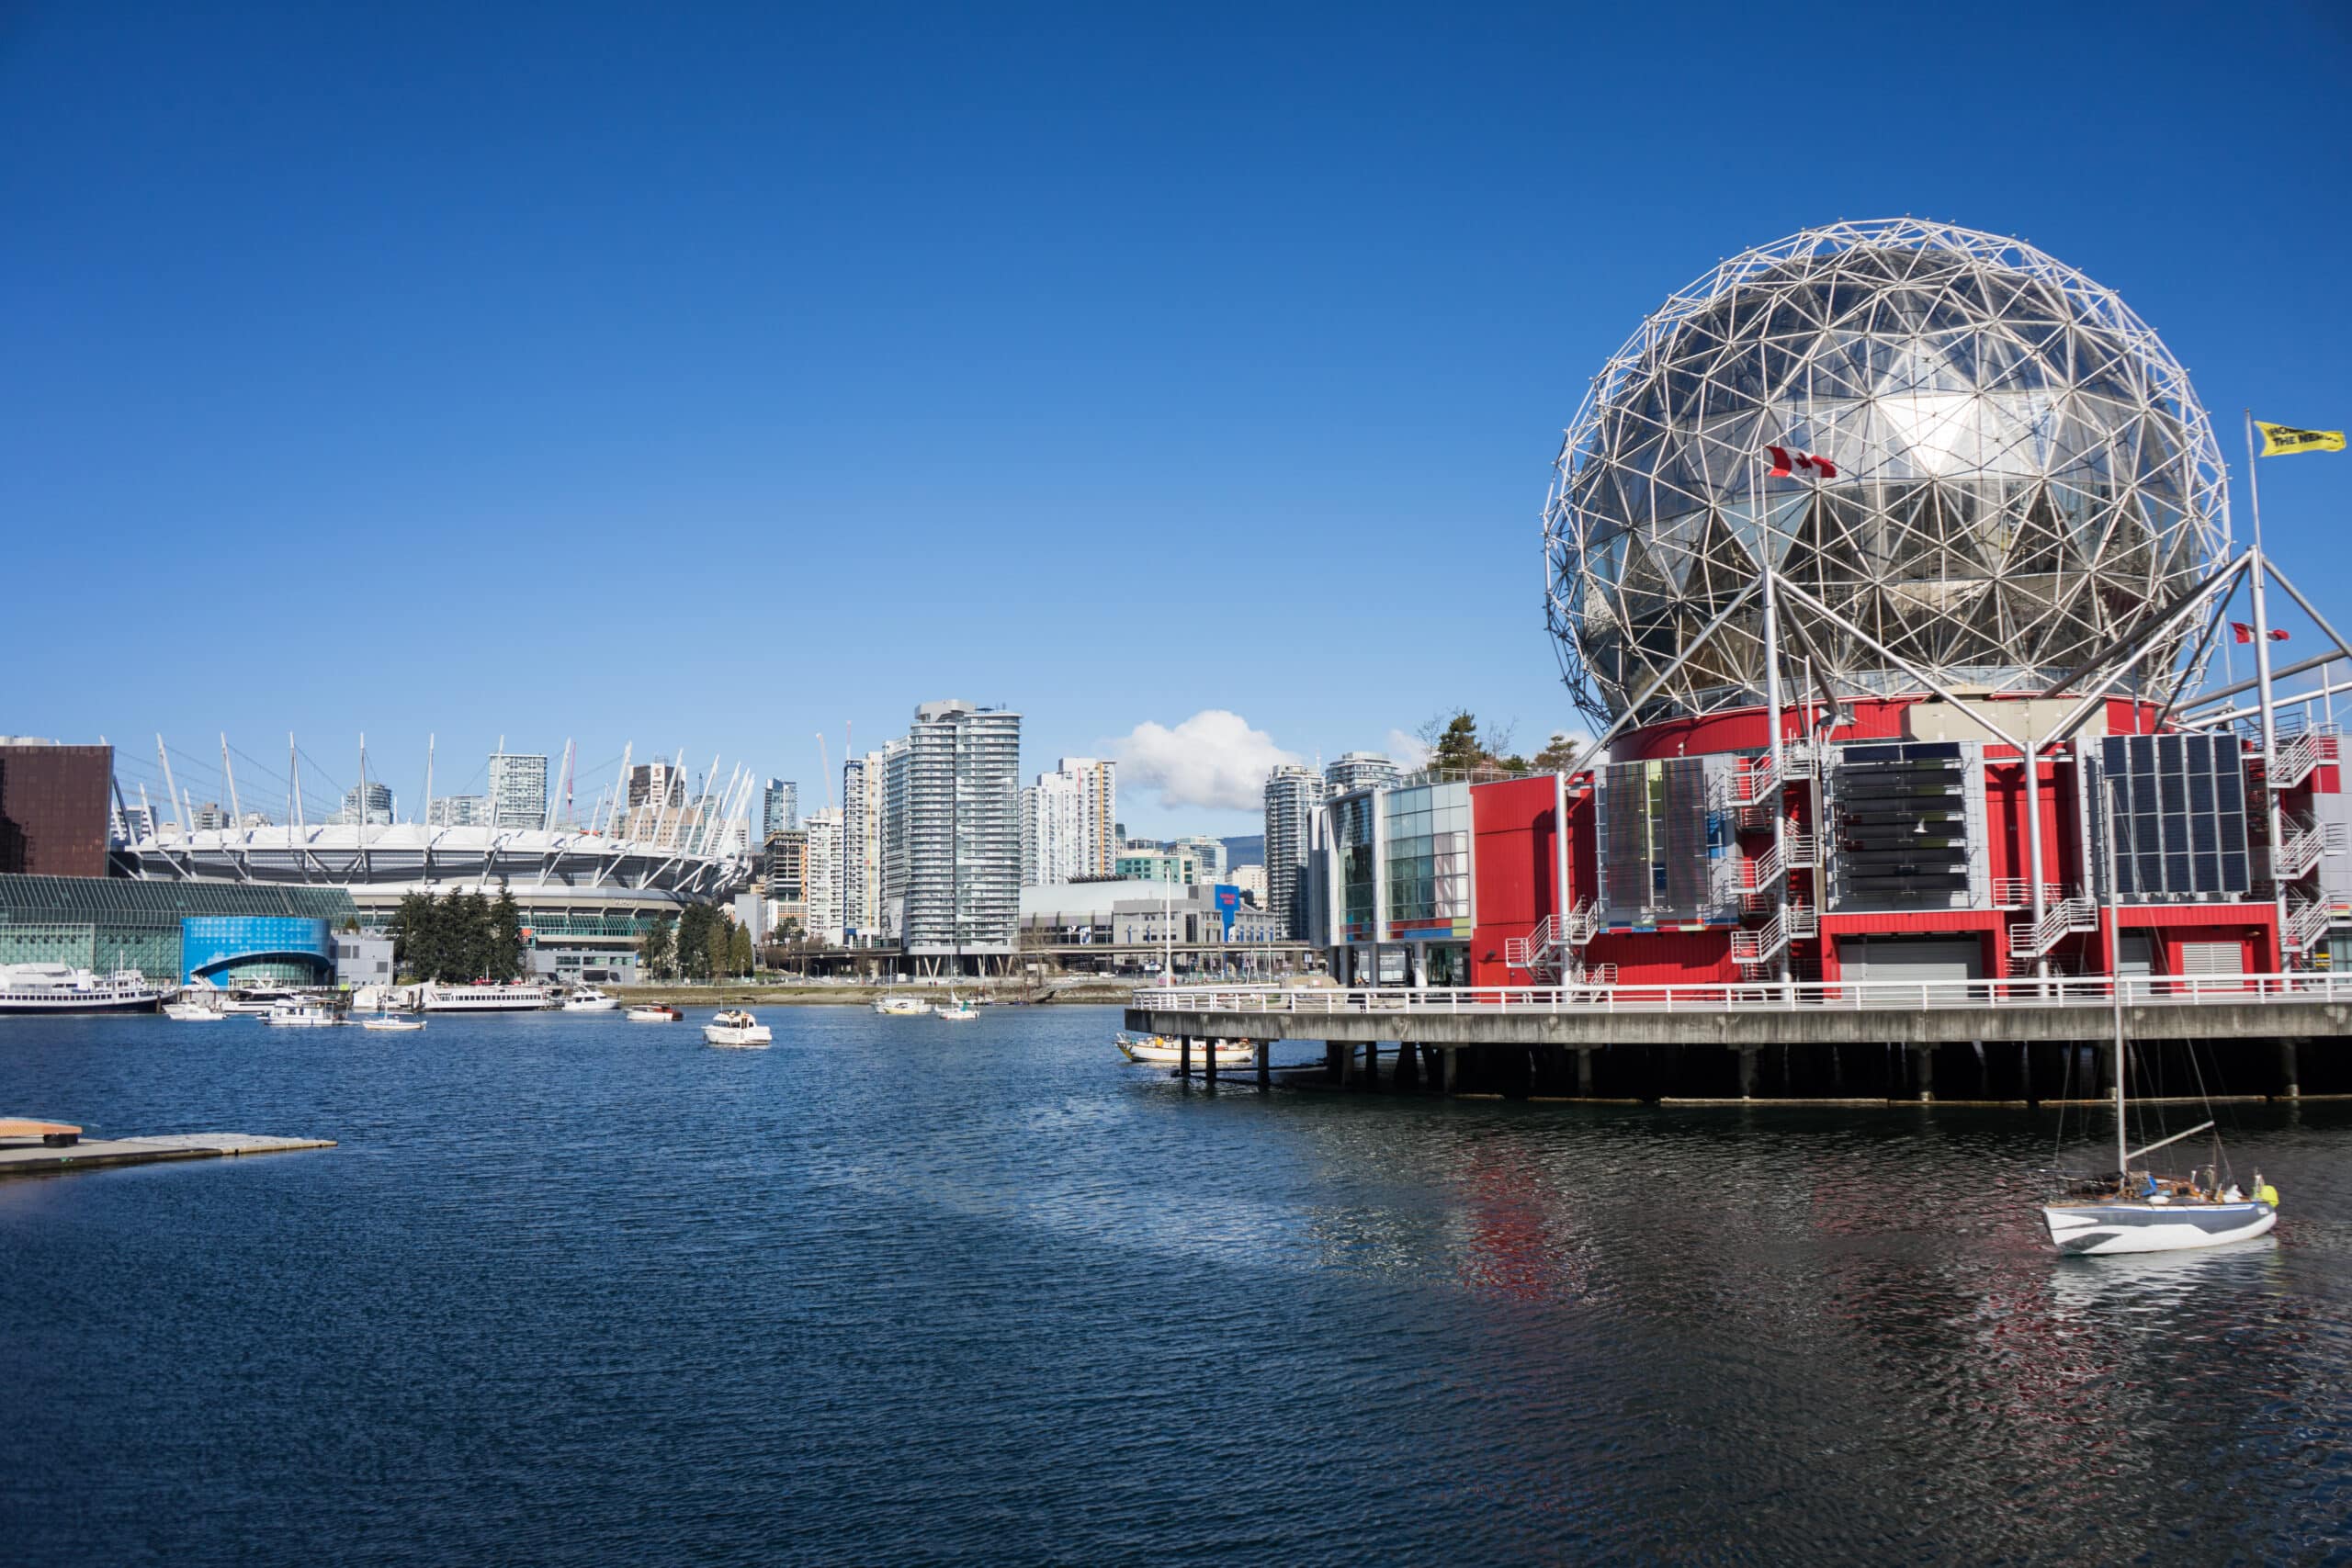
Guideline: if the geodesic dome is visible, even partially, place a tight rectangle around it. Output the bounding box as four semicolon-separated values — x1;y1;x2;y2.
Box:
1543;219;2228;727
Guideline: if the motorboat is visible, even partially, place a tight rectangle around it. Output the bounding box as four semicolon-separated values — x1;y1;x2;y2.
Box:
935;992;978;1021
703;1010;773;1047
0;963;163;1015
626;1004;684;1022
1115;1032;1255;1066
221;986;300;1016
361;1015;426;1032
263;998;340;1028
872;994;931;1017
562;986;618;1012
163;998;226;1021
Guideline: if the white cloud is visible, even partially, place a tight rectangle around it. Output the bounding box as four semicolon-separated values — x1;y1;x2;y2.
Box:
1114;710;1302;813
1385;728;1431;769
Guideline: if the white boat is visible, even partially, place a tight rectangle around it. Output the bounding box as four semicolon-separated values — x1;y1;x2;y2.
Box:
0;963;163;1015
263;998;340;1028
935;992;978;1021
361;1016;426;1032
2042;946;2279;1256
221;985;300;1016
703;1009;773;1047
1115;1032;1255;1066
626;1004;684;1022
872;994;930;1017
163;999;226;1021
421;982;553;1012
562;986;618;1012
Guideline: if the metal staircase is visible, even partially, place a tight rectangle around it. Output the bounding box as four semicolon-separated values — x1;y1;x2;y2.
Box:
1732;900;1816;976
2007;897;2098;964
2273;815;2337;882
1503;899;1599;981
2267;730;2327;792
2283;889;2334;955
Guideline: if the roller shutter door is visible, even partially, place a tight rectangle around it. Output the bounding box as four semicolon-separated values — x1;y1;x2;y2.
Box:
1838;937;1983;993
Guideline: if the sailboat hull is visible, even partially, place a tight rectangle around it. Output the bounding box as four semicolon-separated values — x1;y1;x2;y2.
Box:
2043;1201;2276;1256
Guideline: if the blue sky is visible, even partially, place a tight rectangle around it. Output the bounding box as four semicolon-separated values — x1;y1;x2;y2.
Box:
6;2;2349;836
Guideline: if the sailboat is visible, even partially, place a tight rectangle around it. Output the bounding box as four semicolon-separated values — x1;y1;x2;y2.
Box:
934;991;978;1021
2041;961;2277;1256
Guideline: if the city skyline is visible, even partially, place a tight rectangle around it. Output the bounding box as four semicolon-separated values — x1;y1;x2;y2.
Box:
7;8;2347;840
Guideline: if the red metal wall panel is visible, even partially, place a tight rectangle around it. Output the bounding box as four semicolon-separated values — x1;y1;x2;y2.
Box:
1467;775;1562;987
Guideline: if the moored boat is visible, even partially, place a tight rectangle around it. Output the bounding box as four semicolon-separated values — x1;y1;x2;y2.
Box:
360;1015;426;1032
626;1004;684;1022
1115;1032;1254;1066
263;998;340;1028
0;964;163;1016
562;986;618;1012
935;992;978;1021
421;981;553;1012
703;1009;773;1047
872;994;930;1017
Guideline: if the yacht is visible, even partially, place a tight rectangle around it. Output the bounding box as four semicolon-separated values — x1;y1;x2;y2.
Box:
163;996;227;1021
420;981;554;1013
0;964;162;1015
562;986;618;1012
703;1010;773;1047
222;986;301;1016
1115;1032;1256;1067
263;998;340;1028
626;1004;684;1022
872;994;931;1017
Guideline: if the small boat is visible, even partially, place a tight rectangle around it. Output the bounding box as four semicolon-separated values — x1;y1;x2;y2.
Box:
562;986;618;1012
626;1004;684;1022
703;1009;773;1047
221;985;300;1016
1115;1032;1254;1066
360;1015;425;1032
163;998;225;1021
2043;947;2278;1256
263;998;340;1028
872;994;930;1017
935;992;978;1021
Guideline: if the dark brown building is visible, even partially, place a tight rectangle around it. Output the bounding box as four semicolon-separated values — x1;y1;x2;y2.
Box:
0;743;113;878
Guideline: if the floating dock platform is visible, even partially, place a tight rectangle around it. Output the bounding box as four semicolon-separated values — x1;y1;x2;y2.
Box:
0;1128;336;1178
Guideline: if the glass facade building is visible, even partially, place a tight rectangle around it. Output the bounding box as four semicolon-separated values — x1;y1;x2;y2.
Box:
1381;783;1472;946
0;874;357;984
182;914;334;986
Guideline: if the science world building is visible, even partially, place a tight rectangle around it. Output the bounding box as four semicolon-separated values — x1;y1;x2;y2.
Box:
1303;219;2350;1000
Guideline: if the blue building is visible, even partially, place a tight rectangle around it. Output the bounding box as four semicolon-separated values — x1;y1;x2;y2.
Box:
180;914;335;987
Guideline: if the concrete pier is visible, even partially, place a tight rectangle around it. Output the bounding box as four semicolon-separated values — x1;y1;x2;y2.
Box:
0;1133;337;1178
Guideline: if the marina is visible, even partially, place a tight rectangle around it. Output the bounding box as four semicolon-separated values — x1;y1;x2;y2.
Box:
0;1125;336;1178
6;1004;2352;1562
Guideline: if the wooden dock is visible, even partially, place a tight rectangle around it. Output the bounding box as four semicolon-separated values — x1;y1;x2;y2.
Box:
0;1132;337;1178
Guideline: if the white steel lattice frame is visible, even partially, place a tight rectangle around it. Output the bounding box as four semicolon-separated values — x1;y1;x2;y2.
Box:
1544;218;2230;728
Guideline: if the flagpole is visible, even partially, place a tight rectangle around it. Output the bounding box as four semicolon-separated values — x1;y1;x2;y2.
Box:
2245;409;2290;966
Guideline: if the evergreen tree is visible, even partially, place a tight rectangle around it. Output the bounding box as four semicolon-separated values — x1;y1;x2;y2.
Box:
1532;731;1583;773
457;891;495;980
490;885;526;983
728;921;753;977
640;916;675;980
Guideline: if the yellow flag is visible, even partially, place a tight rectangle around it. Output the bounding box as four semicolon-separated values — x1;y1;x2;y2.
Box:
2258;421;2346;457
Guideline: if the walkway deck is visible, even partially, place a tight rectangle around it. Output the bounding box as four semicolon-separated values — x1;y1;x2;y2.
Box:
0;1133;337;1178
1125;976;2352;1047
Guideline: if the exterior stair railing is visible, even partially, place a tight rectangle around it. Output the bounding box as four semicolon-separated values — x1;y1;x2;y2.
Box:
2283;889;2333;955
2007;897;2099;961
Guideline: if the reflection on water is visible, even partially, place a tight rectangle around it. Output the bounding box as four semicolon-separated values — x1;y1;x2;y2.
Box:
4;1007;2351;1564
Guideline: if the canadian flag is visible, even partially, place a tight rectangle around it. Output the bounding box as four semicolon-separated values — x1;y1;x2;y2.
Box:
1765;445;1838;479
2231;622;2290;643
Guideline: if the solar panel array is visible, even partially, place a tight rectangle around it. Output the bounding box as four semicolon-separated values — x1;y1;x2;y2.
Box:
2100;734;2249;900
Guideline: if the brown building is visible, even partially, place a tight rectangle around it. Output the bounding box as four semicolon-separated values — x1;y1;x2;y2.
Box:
0;742;113;878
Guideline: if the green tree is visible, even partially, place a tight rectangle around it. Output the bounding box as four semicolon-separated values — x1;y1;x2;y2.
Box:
489;885;526;984
455;891;494;979
1417;711;1520;774
640;916;676;980
1532;731;1583;773
728;922;753;977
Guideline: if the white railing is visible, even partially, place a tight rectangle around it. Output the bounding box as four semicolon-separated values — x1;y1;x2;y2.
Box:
2275;818;2329;882
2008;897;2100;959
1564;897;1599;945
1989;879;2064;910
1743;829;1818;895
1726;742;1816;809
1131;972;2352;1017
2283;890;2333;954
1731;900;1815;966
2268;731;2325;791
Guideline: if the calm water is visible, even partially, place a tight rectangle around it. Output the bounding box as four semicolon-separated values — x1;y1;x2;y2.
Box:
5;1006;2351;1564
